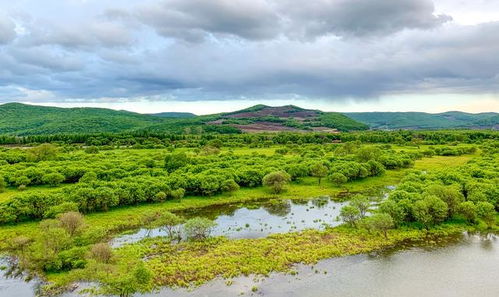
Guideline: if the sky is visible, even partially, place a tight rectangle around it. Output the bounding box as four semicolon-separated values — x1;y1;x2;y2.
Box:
0;0;498;114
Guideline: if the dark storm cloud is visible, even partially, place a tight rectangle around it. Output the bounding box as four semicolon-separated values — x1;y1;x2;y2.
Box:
0;0;496;103
131;0;451;41
134;0;280;41
280;0;452;38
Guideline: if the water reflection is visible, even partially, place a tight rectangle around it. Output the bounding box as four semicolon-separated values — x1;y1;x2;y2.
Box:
112;197;348;247
263;200;291;216
0;257;42;297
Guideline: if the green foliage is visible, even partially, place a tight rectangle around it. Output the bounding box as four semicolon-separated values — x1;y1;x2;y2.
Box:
0;103;164;136
183;217;216;241
0;132;494;296
0;103;369;136
164;152;189;173
44;202;80;219
285;164;309;181
329;172;347;186
27;143;59;162
84;146;99;154
79;171;97;183
476;202;496;228
350;195;370;218
262;171;291;194
318;112;369;131
310;163;328;185
356;146;382;162
206;139;223;148
345;111;499;130
371;152;498;232
149;211;183;240
221;179;240;193
425;184;464;217
150;112;196;118
378;200;406;226
339;205;361;227
362;213;394;238
0;175;5;193
0;135;482;224
458;201;477;223
155;191;167;202
412;196;448;229
13;175;31;187
42;173;65;186
170;188;185;200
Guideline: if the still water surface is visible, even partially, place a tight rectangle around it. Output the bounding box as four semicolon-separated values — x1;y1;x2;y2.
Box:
140;233;499;297
2;233;497;297
2;189;497;297
112;197;347;247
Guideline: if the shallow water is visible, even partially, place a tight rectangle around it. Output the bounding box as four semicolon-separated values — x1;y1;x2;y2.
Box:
112;196;348;247
0;258;40;297
139;232;499;297
2;233;498;297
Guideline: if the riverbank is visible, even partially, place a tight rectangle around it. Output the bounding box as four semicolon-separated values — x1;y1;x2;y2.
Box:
43;222;487;296
137;232;499;297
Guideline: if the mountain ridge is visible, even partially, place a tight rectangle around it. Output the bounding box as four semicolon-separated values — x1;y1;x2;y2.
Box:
0;102;497;135
0;103;366;135
344;111;499;130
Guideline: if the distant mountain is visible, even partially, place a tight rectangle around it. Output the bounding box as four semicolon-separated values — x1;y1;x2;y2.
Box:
2;102;494;136
210;104;368;132
0;103;164;135
0;103;366;136
149;112;196;118
344;111;499;130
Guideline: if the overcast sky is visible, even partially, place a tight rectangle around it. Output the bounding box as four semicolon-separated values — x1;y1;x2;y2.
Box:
0;0;498;114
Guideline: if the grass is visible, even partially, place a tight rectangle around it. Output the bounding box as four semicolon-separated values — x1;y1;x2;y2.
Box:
46;222;469;292
413;155;472;170
0;188;18;203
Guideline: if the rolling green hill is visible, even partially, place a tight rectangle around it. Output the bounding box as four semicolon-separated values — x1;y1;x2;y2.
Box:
2;102;493;135
0;103;367;135
0;103;165;135
344;111;499;130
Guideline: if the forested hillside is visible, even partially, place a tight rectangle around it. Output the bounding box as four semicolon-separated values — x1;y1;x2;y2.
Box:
1;103;496;136
345;111;499;130
0;103;367;135
0;103;164;135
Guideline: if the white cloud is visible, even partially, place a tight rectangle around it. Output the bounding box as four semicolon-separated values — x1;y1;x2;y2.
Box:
0;14;16;44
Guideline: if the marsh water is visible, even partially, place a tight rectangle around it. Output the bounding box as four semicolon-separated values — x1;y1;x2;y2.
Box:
3;232;496;297
112;196;348;247
2;191;498;297
0;234;499;297
139;232;499;297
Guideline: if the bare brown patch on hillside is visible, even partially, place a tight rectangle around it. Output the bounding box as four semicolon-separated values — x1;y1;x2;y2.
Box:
231;122;303;133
